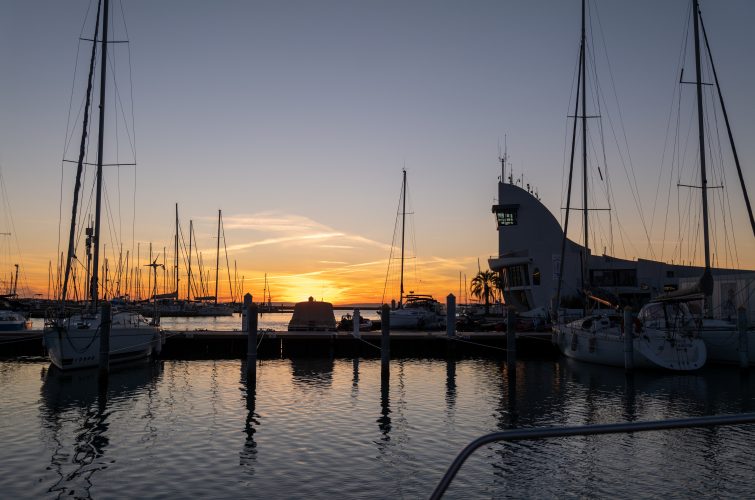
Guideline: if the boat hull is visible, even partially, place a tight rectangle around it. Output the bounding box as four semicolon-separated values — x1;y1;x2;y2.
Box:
43;311;161;371
699;321;755;366
388;308;445;330
0;310;32;331
554;318;706;371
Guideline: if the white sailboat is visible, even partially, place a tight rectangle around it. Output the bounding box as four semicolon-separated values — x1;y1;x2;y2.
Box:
44;0;160;370
552;0;706;371
666;0;755;365
383;169;445;330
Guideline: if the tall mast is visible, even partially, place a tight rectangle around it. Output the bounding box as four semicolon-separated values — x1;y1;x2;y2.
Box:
61;0;102;304
174;203;179;297
580;0;589;297
215;209;221;304
187;219;193;300
90;0;109;309
399;169;407;307
692;0;714;307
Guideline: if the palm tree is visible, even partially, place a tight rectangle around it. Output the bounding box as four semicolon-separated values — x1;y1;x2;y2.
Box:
470;270;498;315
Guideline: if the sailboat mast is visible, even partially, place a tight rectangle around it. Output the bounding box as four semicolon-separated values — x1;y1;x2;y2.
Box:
175;203;179;297
554;28;584;315
90;0;109;309
215;209;221;305
60;0;102;304
580;0;589;296
692;0;714;303
399;169;407;307
188;220;193;300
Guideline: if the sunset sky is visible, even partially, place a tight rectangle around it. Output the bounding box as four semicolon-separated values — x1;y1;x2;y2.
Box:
1;0;754;304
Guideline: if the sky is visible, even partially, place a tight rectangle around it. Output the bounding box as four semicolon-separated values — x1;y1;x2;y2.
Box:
1;0;754;304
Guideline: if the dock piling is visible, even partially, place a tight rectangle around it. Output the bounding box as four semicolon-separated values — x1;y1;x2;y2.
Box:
738;306;749;369
245;294;258;384
353;308;361;339
446;294;456;338
381;304;390;377
624;306;634;372
98;302;111;386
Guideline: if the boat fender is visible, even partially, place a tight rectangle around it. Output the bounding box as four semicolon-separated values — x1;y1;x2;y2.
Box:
570;332;578;351
634;317;642;334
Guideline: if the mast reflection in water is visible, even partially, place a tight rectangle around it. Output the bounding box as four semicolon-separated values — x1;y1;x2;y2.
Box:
0;358;753;498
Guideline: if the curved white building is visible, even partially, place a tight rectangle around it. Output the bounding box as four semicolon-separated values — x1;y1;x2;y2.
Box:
488;179;755;319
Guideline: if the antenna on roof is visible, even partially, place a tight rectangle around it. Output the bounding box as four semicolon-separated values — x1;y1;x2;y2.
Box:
498;134;508;183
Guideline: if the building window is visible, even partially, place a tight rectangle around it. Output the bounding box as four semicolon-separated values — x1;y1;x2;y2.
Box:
492;204;520;227
503;264;530;288
532;267;541;286
497;208;518;226
589;269;637;287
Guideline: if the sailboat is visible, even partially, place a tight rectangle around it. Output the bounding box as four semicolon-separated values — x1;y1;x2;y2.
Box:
43;0;160;370
383;169;445;330
551;0;706;371
0;264;32;331
657;0;755;365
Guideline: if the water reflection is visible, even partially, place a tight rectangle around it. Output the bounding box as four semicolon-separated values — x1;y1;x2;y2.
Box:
377;368;391;438
4;357;752;498
290;357;334;390
239;361;259;471
39;360;162;498
445;357;456;415
351;357;359;399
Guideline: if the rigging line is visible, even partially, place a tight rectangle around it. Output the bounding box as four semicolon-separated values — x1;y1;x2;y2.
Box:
561;44;584;228
702;51;740;270
699;13;755;240
222;217;234;303
556;30;584;311
704;79;738;269
118;0;139;261
594;6;647;237
591;56;657;261
0;167;26;295
107;51;136;158
660;60;686;264
381;171;405;304
659;3;693;261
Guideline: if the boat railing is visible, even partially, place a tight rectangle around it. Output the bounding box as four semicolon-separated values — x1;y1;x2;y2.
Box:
429;412;755;500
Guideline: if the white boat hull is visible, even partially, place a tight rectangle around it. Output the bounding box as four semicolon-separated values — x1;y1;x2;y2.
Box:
389;308;445;330
554;316;706;371
44;311;161;370
699;320;755;366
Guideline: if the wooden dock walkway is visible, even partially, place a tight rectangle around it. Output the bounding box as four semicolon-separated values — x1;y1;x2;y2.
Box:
0;329;558;359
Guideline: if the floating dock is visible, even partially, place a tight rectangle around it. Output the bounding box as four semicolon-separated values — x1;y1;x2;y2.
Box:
0;329;557;359
160;329;557;359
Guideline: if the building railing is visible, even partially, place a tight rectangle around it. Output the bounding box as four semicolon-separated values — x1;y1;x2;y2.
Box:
429;412;755;500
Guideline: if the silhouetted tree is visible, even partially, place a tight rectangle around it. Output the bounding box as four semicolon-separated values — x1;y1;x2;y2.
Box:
470;270;497;315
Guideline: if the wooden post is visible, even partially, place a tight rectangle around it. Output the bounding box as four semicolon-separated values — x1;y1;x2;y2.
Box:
446;293;456;338
506;307;516;372
353;308;361;339
381;304;390;378
738;306;749;369
246;294;258;385
98;301;111;384
624;306;634;372
242;293;252;330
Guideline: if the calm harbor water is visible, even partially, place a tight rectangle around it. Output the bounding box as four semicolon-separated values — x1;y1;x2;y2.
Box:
159;310;381;332
1;353;754;498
